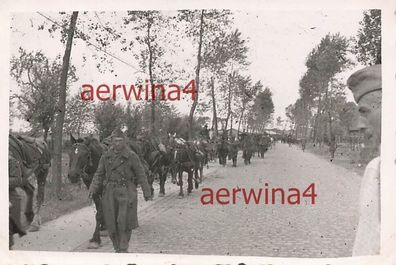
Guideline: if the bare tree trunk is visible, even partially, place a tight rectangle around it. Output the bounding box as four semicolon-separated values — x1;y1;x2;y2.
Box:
322;81;334;147
52;11;78;198
230;113;233;136
224;72;234;131
304;121;309;139
304;103;310;140
327;107;333;144
146;14;156;135
237;107;244;134
188;10;205;140
77;123;81;138
210;76;218;137
313;86;323;143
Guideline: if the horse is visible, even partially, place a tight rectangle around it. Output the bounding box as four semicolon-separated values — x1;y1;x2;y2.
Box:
197;139;210;169
134;136;172;197
242;135;255;165
258;136;269;158
216;138;228;167
227;139;239;167
207;139;217;162
169;137;202;197
67;134;108;249
8;133;51;233
127;138;153;192
192;140;206;183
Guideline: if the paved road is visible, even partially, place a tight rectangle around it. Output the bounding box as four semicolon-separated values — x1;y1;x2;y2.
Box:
12;160;221;252
70;143;362;258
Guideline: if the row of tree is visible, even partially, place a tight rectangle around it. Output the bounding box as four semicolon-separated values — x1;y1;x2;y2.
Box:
282;10;381;147
10;10;276;196
11;10;275;141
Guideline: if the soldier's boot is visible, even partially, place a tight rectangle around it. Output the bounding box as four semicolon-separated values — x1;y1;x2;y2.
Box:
28;214;41;232
88;240;101;249
25;211;35;224
132;222;139;229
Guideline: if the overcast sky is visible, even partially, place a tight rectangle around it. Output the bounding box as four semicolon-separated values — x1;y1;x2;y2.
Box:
10;9;366;131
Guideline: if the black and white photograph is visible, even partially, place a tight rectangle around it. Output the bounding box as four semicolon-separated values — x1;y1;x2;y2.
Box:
3;1;396;264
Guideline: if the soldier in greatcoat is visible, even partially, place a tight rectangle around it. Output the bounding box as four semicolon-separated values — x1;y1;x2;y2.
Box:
89;128;152;253
228;137;239;167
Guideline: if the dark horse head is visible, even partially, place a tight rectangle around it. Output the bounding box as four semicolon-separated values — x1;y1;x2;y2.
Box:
67;134;108;248
67;134;105;186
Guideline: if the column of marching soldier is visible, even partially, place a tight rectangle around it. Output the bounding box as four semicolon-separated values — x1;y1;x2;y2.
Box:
83;61;382;255
8;123;277;252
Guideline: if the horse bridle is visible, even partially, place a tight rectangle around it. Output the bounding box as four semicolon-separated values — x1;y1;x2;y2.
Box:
72;143;93;179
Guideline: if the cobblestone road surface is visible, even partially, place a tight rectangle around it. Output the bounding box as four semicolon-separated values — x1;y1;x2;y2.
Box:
74;143;362;258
